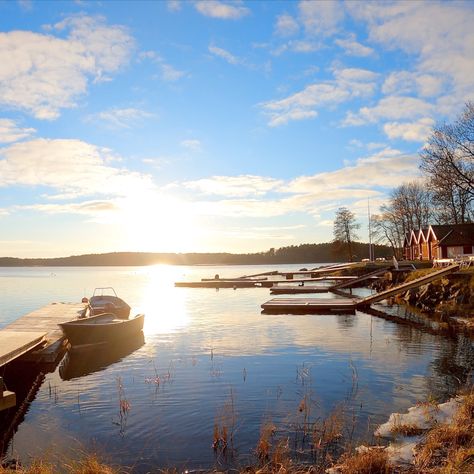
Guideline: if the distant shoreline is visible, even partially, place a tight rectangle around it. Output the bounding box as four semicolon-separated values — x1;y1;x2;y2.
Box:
0;242;393;267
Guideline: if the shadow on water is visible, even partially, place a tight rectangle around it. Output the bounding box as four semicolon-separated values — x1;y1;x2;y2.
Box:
0;363;45;459
363;305;474;398
59;331;145;381
0;331;145;462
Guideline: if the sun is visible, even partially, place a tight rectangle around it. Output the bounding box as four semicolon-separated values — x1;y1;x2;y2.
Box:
118;191;200;252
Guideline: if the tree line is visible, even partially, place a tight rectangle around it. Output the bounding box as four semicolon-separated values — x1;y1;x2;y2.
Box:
334;102;473;260
0;241;394;267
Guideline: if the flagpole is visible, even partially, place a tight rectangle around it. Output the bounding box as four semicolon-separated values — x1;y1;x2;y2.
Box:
368;198;372;261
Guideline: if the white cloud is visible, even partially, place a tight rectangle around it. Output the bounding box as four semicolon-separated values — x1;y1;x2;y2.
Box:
382;71;444;97
274;13;299;37
181;139;202;152
0;15;134;119
335;35;374;57
343;96;433;126
183;175;283;197
167;0;182;12
161;63;186;81
175;147;419;220
140;50;186;81
88;107;153;129
195;1;249;20
272;40;322;55
267;109;317;127
0;119;35;143
18;0;33;11
383;117;435;142
0;138;155;199
286;147;420;195
261;67;377;126
208;44;242;65
347;1;474;114
298;0;344;36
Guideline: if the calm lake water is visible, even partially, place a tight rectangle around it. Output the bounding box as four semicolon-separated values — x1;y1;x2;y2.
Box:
0;264;473;471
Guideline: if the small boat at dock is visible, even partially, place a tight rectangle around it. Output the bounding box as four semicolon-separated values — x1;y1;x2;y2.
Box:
59;313;145;347
85;287;131;319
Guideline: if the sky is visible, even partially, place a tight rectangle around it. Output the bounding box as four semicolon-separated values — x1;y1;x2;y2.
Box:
0;0;473;258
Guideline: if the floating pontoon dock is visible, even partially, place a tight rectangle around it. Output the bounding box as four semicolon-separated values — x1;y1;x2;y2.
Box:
262;264;460;314
329;267;389;290
262;298;358;314
175;275;359;289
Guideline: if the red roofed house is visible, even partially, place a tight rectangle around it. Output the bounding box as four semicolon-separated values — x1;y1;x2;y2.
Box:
404;223;474;260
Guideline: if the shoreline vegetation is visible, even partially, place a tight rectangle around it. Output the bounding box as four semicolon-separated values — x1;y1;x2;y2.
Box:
1;388;473;473
0;242;393;267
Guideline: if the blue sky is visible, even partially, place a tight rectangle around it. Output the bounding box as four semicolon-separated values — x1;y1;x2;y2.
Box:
1;0;473;257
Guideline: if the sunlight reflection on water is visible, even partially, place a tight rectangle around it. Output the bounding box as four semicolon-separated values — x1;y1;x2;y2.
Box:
0;264;473;471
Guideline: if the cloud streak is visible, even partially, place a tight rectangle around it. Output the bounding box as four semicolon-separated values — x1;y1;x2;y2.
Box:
261;67;378;126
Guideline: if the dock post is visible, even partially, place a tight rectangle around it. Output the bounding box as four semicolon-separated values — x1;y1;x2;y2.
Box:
0;376;16;412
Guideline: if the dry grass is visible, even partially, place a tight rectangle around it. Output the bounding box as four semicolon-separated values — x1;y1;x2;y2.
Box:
256;422;277;462
0;455;123;474
336;448;390;474
312;406;344;450
389;422;425;437
414;390;474;473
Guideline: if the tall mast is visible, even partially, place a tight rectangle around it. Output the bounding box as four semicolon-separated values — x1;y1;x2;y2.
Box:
368;198;372;261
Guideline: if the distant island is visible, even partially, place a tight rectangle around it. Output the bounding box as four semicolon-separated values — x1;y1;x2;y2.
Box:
0;242;394;266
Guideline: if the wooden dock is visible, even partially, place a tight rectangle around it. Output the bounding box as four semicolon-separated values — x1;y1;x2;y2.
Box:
0;302;88;365
261;298;358;314
175;276;358;289
357;264;460;307
270;285;330;294
329;267;389;290
262;264;461;314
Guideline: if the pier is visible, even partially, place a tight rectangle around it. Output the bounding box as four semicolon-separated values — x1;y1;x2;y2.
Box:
356;264;460;307
0;302;87;412
262;264;460;314
0;302;88;367
175;275;359;289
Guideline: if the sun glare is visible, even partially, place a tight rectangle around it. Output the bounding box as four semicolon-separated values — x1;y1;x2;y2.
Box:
119;192;199;252
132;264;190;335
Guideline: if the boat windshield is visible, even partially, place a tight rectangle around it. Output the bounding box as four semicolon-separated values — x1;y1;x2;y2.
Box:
92;287;118;297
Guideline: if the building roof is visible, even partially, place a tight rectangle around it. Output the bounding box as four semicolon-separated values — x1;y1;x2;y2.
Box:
431;223;474;246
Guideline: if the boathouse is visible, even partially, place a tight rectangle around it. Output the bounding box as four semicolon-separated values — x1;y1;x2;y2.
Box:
404;224;474;260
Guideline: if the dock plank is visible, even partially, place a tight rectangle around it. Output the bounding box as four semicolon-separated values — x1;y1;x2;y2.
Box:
270;286;330;294
0;332;46;367
1;302;87;364
261;297;358;314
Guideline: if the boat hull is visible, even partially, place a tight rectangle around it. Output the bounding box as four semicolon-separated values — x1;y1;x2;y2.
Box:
59;313;145;347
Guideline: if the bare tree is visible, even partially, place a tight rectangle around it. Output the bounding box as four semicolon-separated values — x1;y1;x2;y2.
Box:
371;209;405;259
333;207;360;262
371;181;433;258
391;181;433;231
420;102;474;223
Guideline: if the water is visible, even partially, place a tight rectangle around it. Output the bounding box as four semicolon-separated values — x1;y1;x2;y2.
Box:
0;264;473;471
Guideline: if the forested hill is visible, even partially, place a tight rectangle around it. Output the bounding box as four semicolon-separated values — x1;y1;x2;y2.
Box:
0;242;394;266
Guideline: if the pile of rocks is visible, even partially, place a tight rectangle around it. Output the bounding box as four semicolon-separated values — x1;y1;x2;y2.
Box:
398;277;472;314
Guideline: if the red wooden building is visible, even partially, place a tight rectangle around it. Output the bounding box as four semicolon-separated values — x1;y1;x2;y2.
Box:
403;224;474;260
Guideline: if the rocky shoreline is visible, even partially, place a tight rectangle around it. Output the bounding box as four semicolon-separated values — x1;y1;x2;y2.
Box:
369;266;474;329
